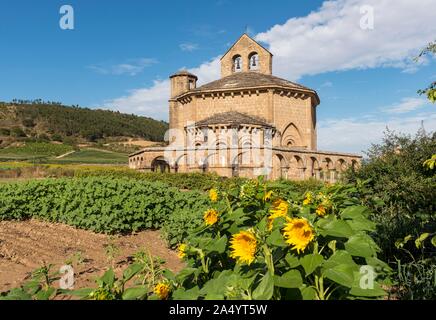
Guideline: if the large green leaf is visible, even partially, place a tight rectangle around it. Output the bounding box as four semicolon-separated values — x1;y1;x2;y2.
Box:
206;235;228;253
172;286;200;300
300;253;324;276
319;220;354;238
267;229;287;247
340;206;370;219
323;264;355;288
345;234;378;258
252;272;274;300
122;287;149;300
274;270;303;288
347;218;376;232
300;286;317;300
122;263;143;282
349;273;386;297
100;269;115;287
285;254;301;268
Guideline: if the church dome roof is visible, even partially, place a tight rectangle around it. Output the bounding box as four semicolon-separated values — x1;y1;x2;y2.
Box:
193;72;315;93
170;70;198;79
193;111;273;128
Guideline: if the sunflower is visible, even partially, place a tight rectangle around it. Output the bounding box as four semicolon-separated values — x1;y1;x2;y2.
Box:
209;189;218;202
303;192;313;205
154;282;170;300
283;218;315;253
229;230;257;265
316;205;327;217
270;199;289;216
263;190;273;202
267;211;287;231
177;243;187;259
204;209;219;226
267;199;289;231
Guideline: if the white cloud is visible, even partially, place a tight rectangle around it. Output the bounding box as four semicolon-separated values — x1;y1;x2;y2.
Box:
89;58;157;76
318;111;436;154
321;81;333;88
382;97;429;114
179;43;199;52
103;57;221;120
256;0;436;80
102;0;436;134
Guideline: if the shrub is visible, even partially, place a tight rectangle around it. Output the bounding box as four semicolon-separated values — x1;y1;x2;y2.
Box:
347;129;436;299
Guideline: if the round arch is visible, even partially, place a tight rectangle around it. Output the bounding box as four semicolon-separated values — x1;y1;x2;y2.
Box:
151;156;171;173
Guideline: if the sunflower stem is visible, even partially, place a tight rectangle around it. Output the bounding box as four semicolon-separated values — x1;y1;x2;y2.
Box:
262;245;275;275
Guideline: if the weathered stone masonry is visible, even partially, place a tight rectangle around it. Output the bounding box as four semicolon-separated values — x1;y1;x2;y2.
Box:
129;34;361;182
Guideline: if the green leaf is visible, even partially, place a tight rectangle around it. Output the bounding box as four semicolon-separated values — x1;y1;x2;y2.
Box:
122;287;149;300
176;268;197;283
123;263;142;282
100;269;115;287
63;288;94;298
431;235;436;247
252;272;274;300
274;270;303;288
285;254;301;268
323;264;355;288
320;220;354;238
35;287;56;300
395;235;413;249
345;234;378;258
347;218;376;232
340;206;370;219
350;273;386;297
327;240;337;253
206;235;227;253
300;286;317;300
300;254;324;276
266;229;287;247
349;284;386;297
172;286;200;300
415;233;430;249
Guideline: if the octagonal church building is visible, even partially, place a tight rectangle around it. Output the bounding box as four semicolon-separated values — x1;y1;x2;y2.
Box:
129;34;361;181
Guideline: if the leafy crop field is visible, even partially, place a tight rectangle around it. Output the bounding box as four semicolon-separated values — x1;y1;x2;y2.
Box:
0;143;73;161
52;148;128;164
0;131;434;301
0;143;129;165
0;177;208;243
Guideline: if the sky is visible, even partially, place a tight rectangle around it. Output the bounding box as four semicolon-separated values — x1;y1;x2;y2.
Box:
0;0;435;154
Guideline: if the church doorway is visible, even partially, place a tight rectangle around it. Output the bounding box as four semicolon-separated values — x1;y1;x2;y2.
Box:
151;157;170;173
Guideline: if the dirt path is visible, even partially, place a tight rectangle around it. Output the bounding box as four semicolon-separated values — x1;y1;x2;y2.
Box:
0;220;184;293
55;150;76;159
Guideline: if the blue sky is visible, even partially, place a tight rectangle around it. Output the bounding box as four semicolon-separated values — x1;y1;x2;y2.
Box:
0;0;435;153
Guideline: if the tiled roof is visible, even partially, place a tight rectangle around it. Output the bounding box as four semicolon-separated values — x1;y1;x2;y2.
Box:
170;70;198;79
194;111;273;127
193;72;313;92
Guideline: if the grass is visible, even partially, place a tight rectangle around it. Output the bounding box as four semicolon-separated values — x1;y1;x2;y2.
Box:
0;142;129;165
51;148;128;164
0;142;73;161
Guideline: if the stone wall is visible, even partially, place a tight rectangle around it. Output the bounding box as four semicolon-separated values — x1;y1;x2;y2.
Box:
221;34;272;78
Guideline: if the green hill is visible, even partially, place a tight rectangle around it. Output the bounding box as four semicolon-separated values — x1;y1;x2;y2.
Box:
0;100;168;144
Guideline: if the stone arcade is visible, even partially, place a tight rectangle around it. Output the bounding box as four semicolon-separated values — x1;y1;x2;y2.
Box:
129;34;361;181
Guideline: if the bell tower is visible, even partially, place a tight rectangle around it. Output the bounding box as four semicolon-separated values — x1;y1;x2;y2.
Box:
169;70;198;98
220;34;273;78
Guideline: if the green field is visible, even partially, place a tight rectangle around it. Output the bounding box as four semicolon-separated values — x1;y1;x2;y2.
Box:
52;148;128;164
0;142;73;161
0;143;129;164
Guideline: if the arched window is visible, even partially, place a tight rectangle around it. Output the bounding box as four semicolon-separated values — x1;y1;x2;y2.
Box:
249;53;259;70
233;55;242;72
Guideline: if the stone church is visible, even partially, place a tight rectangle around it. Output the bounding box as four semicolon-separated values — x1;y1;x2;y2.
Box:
129;34;360;181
